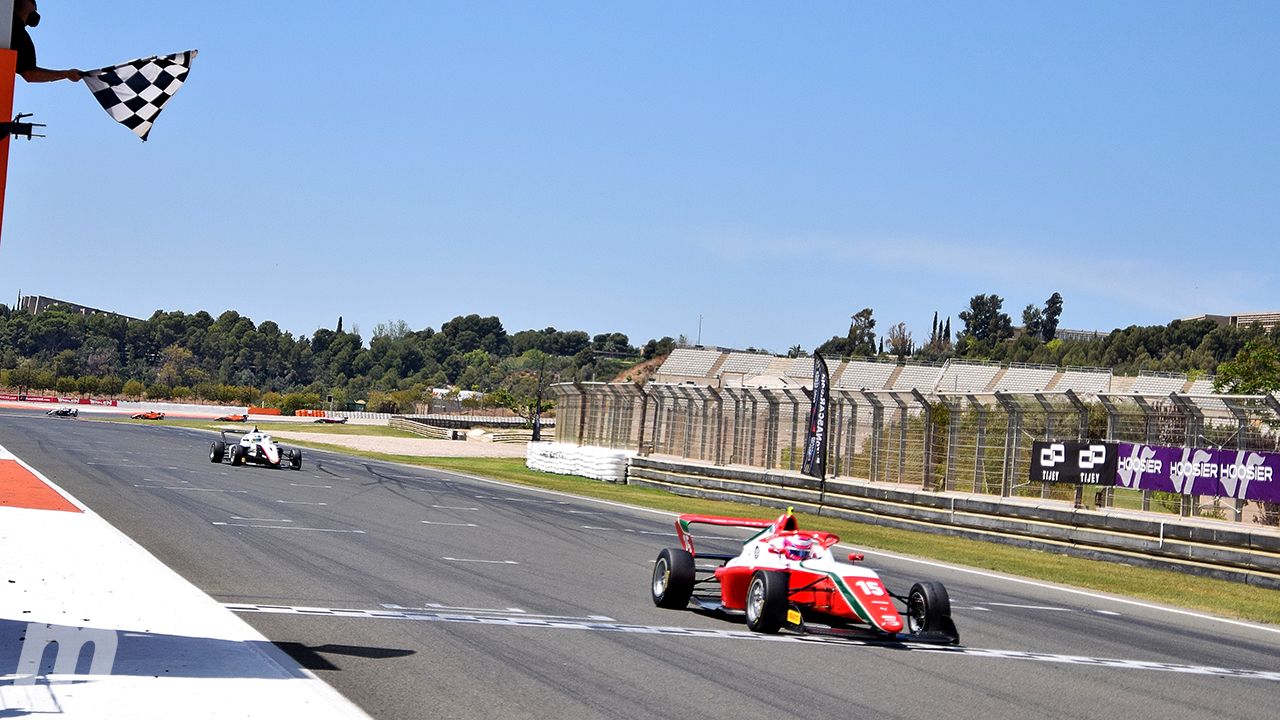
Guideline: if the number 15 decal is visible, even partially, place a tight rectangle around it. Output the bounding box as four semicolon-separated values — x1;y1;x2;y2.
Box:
854;580;885;596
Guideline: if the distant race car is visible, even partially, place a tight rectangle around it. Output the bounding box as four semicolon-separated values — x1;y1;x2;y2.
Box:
651;508;959;643
216;414;249;422
313;416;348;424
209;427;302;470
46;407;78;418
132;411;165;420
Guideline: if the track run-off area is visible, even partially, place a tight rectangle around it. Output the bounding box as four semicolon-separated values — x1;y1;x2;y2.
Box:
2;409;1277;720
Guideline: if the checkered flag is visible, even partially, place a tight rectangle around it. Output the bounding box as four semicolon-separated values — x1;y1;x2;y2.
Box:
82;50;197;141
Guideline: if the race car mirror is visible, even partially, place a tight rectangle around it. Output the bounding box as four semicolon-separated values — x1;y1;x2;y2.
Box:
848;553;863;562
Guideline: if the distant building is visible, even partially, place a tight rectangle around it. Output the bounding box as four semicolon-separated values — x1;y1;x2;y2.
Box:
1054;328;1109;342
1181;312;1280;332
15;294;142;322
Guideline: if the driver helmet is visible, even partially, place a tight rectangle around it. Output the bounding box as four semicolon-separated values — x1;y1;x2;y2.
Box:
782;535;815;561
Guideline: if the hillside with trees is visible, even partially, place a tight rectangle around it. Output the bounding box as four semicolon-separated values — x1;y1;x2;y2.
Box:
0;304;665;413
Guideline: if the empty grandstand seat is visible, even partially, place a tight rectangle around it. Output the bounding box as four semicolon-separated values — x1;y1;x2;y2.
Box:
1131;373;1187;395
835;360;895;390
993;367;1057;392
892;364;944;391
656;349;723;378
936;362;1001;393
719;353;774;376
1053;369;1112;394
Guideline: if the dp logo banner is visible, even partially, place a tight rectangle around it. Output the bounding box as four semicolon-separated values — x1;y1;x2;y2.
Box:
1030;441;1117;485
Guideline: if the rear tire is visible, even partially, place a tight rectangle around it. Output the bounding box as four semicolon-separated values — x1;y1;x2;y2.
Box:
651;548;695;609
906;581;953;635
230;444;246;467
209;441;226;463
745;570;790;634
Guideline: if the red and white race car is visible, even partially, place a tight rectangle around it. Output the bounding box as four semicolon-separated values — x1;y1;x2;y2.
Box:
651;509;959;643
209;428;302;470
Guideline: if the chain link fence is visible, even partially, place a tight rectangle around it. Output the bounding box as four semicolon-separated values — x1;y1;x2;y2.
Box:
552;382;1280;527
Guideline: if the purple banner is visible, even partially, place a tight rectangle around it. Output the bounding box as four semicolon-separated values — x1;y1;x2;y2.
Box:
1116;443;1280;503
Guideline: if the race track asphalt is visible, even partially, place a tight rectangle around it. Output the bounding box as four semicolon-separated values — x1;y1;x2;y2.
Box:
2;410;1277;720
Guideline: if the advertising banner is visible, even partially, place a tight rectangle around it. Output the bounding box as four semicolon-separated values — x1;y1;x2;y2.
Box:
1116;443;1280;503
800;354;830;480
1029;441;1117;485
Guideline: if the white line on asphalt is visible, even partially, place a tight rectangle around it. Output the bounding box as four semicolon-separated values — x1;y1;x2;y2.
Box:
431;505;479;511
231;516;293;522
988;602;1073;612
580;525;738;540
276;500;328;505
379;603;616;622
134;485;248;493
422;521;479;527
212;522;364;533
290;483;332;488
220;603;1280;682
472;494;570;505
1096;610;1122;616
441;557;518;565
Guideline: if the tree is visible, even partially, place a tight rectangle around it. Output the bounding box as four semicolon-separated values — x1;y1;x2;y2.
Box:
787;344;806;359
1042;292;1063;342
847;308;877;357
1214;338;1280;395
122;379;145;399
958;294;1013;344
887;322;912;360
1021;304;1043;340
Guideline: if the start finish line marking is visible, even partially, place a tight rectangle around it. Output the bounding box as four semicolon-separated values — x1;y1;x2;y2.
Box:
221;603;1280;683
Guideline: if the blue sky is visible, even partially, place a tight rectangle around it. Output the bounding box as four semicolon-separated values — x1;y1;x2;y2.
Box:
1;1;1276;353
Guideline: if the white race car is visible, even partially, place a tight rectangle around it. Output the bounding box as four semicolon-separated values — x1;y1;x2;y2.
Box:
210;428;302;470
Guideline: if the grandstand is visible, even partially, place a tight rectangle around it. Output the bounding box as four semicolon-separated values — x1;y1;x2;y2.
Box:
1184;377;1216;395
891;364;945;391
936;361;1001;393
1130;372;1187;395
992;365;1057;392
651;348;1212;399
1052;368;1112;395
718;352;774;376
834;360;896;390
654;349;723;381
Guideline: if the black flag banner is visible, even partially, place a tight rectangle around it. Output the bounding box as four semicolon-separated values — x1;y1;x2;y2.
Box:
800;354;830;479
82;50;198;141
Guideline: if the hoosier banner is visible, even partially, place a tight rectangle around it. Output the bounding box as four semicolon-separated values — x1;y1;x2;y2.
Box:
1115;443;1280;503
800;354;830;479
1029;441;1118;485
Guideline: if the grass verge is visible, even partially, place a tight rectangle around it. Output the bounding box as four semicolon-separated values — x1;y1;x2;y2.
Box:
280;441;1280;626
97;417;421;439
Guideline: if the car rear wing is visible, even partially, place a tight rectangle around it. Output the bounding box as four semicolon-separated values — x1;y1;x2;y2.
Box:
675;513;781;557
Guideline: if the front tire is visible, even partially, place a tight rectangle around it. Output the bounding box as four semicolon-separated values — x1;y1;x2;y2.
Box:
290;449;303;470
230;444;246;467
210;441;226;463
745;570;790;634
906;581;953;635
651;548;695;609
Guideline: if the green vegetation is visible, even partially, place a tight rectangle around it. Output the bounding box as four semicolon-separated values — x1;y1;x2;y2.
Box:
0;306;662;413
103;416;421;438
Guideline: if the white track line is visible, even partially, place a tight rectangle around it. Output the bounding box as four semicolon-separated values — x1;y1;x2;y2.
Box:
276;500;328;506
422;521;478;527
441;557;518;565
290;483;332;489
431;505;479;511
212;522;364;534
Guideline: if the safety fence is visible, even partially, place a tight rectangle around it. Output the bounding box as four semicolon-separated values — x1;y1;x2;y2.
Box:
551;383;1280;526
